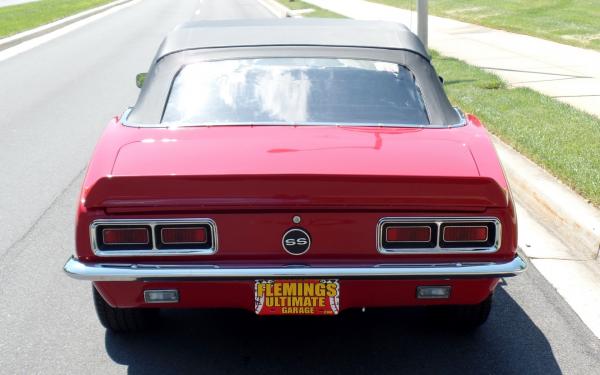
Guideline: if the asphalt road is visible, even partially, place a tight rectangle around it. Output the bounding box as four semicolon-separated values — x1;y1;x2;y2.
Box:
0;0;598;373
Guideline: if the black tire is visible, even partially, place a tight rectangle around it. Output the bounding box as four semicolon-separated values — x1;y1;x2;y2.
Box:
451;294;493;330
93;287;159;333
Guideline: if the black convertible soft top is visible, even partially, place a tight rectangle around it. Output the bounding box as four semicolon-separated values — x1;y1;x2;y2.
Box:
127;19;461;126
155;18;430;62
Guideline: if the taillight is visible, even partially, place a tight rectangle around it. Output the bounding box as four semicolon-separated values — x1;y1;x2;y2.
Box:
155;224;213;250
91;220;217;255
102;228;150;244
386;226;431;242
96;226;152;250
439;222;496;249
442;226;488;242
160;227;207;245
380;223;437;249
378;218;500;253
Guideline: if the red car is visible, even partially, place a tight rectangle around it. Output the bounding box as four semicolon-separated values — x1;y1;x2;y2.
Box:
64;19;526;332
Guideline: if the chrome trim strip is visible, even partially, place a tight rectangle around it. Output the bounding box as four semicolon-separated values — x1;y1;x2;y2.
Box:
63;255;526;282
90;218;218;257
377;217;501;254
121;107;467;129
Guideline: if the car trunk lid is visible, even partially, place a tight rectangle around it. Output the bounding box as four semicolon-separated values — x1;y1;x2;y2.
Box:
86;126;507;211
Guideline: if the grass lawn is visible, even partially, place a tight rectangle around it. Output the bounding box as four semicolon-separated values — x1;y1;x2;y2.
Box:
276;0;600;206
0;0;114;38
276;0;344;18
370;0;600;51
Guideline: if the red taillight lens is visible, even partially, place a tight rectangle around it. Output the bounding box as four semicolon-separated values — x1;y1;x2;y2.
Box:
161;227;207;244
443;226;488;242
386;226;431;242
102;228;149;245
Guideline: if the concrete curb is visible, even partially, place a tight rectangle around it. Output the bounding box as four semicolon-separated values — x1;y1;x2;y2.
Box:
494;136;600;259
0;0;135;52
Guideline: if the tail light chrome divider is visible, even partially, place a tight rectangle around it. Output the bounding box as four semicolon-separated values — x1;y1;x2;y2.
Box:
376;217;501;254
90;218;218;257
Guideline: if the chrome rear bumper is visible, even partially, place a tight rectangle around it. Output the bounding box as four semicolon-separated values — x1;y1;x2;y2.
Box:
63;255;527;282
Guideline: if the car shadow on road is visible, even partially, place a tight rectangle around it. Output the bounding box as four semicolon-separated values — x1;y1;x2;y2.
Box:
104;285;561;375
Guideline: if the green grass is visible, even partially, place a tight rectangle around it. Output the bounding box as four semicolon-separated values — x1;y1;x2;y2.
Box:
276;0;344;18
0;0;113;38
370;0;600;51
432;50;600;205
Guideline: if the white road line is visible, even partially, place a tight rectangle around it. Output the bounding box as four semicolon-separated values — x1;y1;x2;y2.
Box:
0;0;142;62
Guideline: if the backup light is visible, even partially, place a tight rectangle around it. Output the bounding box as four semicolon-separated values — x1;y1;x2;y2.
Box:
416;286;451;299
144;290;179;303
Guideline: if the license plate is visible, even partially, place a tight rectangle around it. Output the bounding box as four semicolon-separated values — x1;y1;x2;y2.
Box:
254;279;340;316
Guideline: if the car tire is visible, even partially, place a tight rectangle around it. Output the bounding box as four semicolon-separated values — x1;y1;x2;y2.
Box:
451;294;493;330
93;287;159;333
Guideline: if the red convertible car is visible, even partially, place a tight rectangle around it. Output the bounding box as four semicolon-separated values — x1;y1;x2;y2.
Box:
64;19;526;332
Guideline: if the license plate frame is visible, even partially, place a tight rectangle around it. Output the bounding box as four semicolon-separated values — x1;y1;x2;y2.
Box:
254;279;340;316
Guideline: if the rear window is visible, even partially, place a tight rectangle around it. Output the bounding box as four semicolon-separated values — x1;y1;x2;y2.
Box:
162;58;429;126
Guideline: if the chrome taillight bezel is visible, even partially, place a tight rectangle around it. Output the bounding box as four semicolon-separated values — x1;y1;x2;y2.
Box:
90;218;218;257
377;217;501;254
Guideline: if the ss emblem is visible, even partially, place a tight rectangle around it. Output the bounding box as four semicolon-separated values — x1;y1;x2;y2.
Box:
285;237;308;246
282;228;311;255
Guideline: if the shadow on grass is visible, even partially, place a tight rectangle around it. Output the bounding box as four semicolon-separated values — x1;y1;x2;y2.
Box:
104;286;560;374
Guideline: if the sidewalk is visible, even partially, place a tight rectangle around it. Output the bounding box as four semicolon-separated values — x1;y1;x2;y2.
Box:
303;0;600;118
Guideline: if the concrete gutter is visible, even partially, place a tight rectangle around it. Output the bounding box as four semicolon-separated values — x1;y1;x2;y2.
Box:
0;0;135;51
